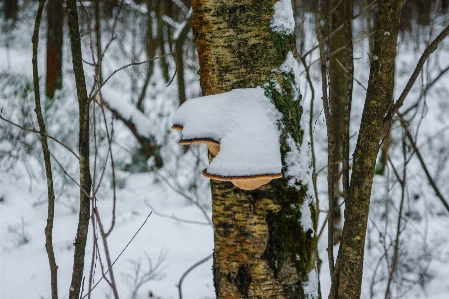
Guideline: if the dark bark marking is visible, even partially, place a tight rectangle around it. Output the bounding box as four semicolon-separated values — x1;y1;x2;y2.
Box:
234;264;252;297
263;212;284;277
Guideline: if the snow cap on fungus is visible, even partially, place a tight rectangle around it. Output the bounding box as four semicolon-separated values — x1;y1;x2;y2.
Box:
172;87;283;190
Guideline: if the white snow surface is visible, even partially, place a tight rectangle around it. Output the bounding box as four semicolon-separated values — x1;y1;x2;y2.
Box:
303;269;319;298
173;87;282;177
284;133;310;186
270;0;295;35
274;51;302;99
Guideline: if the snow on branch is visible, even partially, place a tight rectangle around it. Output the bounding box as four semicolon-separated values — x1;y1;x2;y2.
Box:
100;87;160;145
172;87;282;190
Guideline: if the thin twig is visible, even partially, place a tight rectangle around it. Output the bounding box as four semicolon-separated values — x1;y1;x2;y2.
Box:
93;208;119;299
49;151;91;198
0;114;79;159
144;201;211;226
101;109;117;237
300;30;376;77
95;52;175;100
385;24;449;123
166;66;177;87
97;0;125;64
153;169;212;226
401;63;449;117
87;199;98;299
398;114;449;213
82;212;153;299
177;253;213;299
335;58;366;91
384;134;408;299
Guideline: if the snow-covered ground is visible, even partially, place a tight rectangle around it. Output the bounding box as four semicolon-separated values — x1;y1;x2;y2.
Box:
0;162;214;299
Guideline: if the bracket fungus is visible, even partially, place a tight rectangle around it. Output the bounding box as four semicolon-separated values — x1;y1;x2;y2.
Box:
172;87;283;190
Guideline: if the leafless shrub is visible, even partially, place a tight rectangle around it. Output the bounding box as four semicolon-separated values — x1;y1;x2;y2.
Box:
122;249;167;299
7;217;31;247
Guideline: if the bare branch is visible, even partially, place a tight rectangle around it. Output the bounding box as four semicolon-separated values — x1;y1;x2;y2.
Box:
144;201;211;226
0;114;79;159
177;253;213;299
399;114;449;213
385;24;449;123
94;52;175;100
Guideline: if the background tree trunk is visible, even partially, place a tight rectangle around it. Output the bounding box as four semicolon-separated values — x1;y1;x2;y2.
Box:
46;0;64;98
328;0;354;245
156;0;170;82
103;0;118;18
192;0;317;297
175;17;191;106
4;0;18;21
330;1;402;298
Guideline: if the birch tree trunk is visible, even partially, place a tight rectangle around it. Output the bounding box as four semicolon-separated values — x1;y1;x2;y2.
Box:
191;0;317;297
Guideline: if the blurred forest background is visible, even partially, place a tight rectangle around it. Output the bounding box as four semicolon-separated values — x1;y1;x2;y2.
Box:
1;0;449;298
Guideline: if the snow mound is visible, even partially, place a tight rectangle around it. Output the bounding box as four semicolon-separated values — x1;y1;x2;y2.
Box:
172;87;282;178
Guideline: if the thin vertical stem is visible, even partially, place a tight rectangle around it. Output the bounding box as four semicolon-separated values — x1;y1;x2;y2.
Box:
32;1;58;298
384;137;407;299
341;0;354;228
316;0;336;279
66;0;93;297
